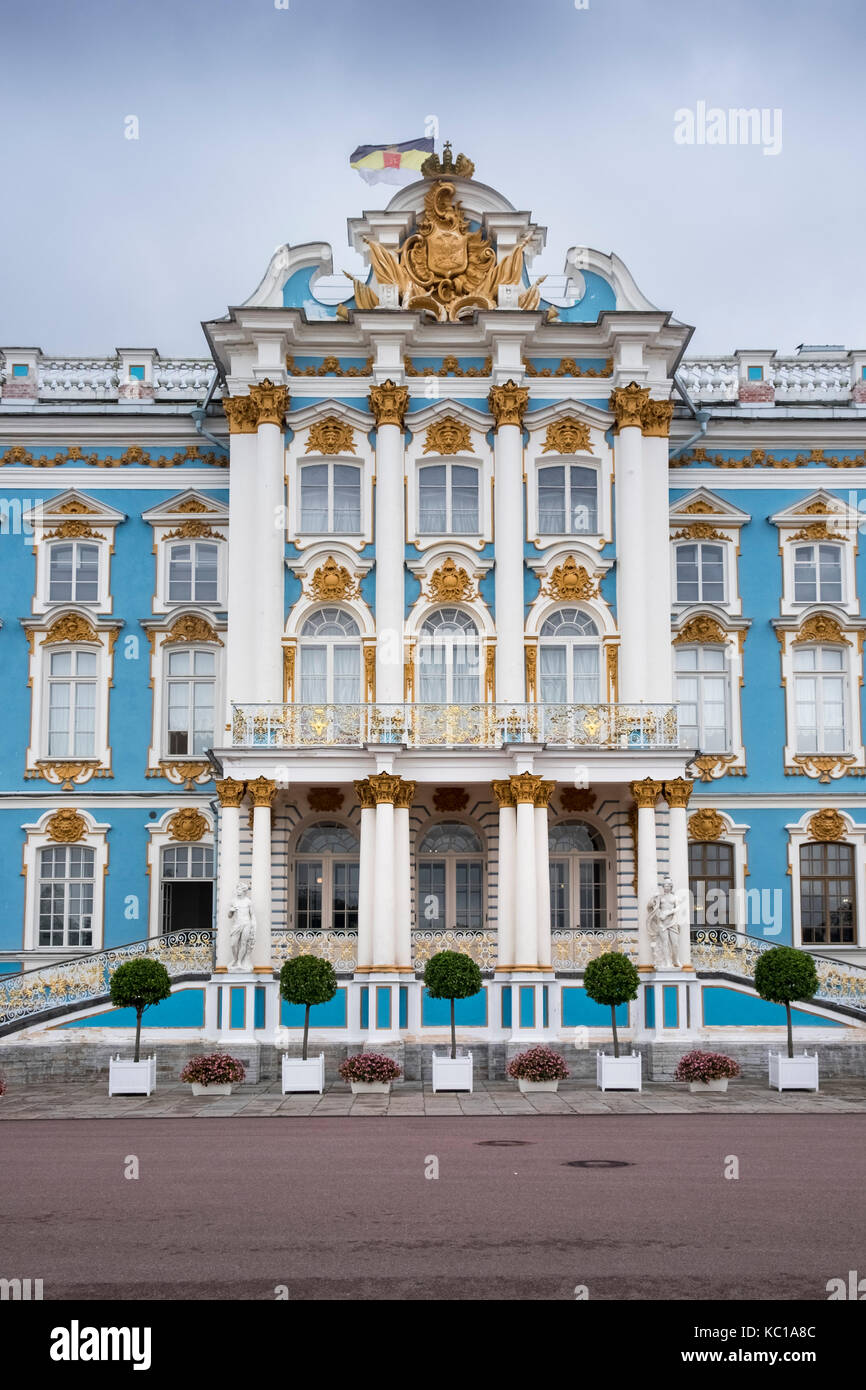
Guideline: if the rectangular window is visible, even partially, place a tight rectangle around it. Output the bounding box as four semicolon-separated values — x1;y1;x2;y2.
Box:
332;861;359;931
675;646;730;752
455;861;483;929
793;646;846;753
538;464;598;535
38;845;95;947
417;861;446;930
549;861;569;930
799;841;855;945
675;543;725;604
166;649;216;755
793;544;842;604
168;542;219;603
689;841;734;927
160;845;214;933
295;861;323;931
300;463;361;532
47;649;97;757
747;365;764;381
48;543;99;603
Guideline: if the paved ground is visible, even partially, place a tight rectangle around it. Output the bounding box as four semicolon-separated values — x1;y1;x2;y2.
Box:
0;1114;863;1300
1;1076;865;1117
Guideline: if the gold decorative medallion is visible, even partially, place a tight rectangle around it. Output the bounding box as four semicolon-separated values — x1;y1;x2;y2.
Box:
540;418;594;455
792;614;850;646
46;808;87;842
168;808;209;842
422;418;473;455
808;808;846;841
688;808;725;841
488;380;529;430
673;615;729;645
541;557;598;601
175;498;213;513
163;521;225;541
42;521;100;541
43;614;100;645
164;615;223;645
368;380;409;428
305;417;357;455
427;557;476;602
789;522;846;541
681;499;717;514
306;556;361;602
54;498;91;514
671;523;726;541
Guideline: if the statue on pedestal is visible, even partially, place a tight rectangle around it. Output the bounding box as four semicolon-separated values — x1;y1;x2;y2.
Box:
227;882;256;972
647;877;688;970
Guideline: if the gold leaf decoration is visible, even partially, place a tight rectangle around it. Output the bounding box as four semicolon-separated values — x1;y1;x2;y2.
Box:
673;615;730;645
168;808;209;842
688;808;725;841
793;614;850;646
43;614;100;645
560;788;597;813
808;809;846;841
307;788;344;812
523;357;613;378
540;418;593;455
671;523;727;540
164;616;223;645
423;418;473;455
368;380;409;428
488;380;529;429
433;787;469;812
405;355;492;378
426;557;476;602
541;557;598;601
305;417;357;455
163;521;226;540
306;556;361;602
47;808;87;843
286;354;373;377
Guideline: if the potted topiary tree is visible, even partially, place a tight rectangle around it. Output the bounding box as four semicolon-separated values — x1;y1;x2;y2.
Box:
424;949;481;1093
107;957;171;1095
583;951;642;1091
754;945;820;1091
279;955;337;1094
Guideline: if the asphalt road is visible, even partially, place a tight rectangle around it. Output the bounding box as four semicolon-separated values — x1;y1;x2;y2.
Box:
1;1116;863;1300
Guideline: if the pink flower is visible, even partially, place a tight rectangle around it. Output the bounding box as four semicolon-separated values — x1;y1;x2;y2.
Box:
180;1053;246;1085
338;1052;402;1084
507;1046;569;1082
673;1050;740;1083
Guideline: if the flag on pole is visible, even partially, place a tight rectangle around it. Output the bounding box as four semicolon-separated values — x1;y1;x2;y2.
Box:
349;137;435;186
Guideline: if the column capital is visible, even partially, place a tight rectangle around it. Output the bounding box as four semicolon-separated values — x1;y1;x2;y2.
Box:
609;381;649;433
393;778;416;809
641;398;674;437
488;379;529;429
491;778;516;808
630;777;662;809
663;777;694;809
368;379;409;427
532;779;555;809
249;378;289;428
222;395;258;435
510;771;543;804
249;776;277;807
354;777;377;809
215;777;245;808
368;771;402;804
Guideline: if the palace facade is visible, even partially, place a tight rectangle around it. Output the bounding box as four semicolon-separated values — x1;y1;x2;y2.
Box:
2;152;865;1048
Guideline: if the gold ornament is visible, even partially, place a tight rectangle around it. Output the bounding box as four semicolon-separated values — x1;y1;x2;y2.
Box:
368;380;409;428
794;498;840;515
354;778;377;810
671;524;726;541
222;396;258;434
688;808;725;841
793;614;850;646
175;498;213;513
216;778;245;808
149;761;213;789
307;788;344;812
491;779;515;808
32;760;102;790
524;356;613;378
363;643;376;701
306;556;361;602
305;417;357;455
2;444;224;468
560;788;596;813
524;645;537;701
609;383;649;433
283;644;295;701
630;778;661;809
249;379;289;428
789;522;846;541
681;500;716;514
168;808;209;842
433;787;469;812
42;521;100;540
540;418;594;455
485;644;496;701
422;418;473;455
641;399;674;438
405;355;491;378
249;776;277;808
510;772;543;804
690;753;742;782
427;557;476;602
164;615;223;645
421;141;475;179
663;778;694;809
46;808;87;843
791;754;862;784
163;521;225;541
54;498;91;514
673;615;729;645
532;779;555;809
541;557;598;601
808;809;846;841
368;772;402;804
488;380;529;429
606;645;619;701
286;354;373;377
42;614;100;645
393;779;416;810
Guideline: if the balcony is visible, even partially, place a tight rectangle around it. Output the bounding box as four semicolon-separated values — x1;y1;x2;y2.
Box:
231;702;681;750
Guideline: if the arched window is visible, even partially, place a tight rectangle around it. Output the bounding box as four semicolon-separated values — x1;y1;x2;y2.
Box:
418;462;479;535
299;609;361;704
548;820;608;931
538;464;598;535
799;841;855;944
417;821;484;930
294;821;359;932
539;609;600;703
418;609;482;703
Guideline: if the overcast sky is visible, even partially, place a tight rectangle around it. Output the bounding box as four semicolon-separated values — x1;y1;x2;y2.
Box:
1;0;863;358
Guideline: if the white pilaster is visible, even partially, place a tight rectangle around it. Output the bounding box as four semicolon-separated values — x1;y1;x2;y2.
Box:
370;382;408;704
356;783;376;971
664;779;693;969
613;413;647;703
534;797;553;969
249;778;275;973
490;383;528;704
224;425;258;714
254;417;287;702
394;790;414;971
373;793;396;968
214;779;243;972
514;795;538;968
632;779;661;970
493;784;516;970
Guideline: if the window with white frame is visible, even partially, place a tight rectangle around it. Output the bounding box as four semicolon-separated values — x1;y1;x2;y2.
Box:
47;648;97;757
539;609;600;703
538;464;598;535
417;822;484;930
799;840;855;944
675;645;730;751
675;542;726;604
418;462;479;535
38;844;95;947
294;822;359;931
793;544;844;604
48;542;100;603
793;645;847;752
298;609;361;703
299;462;361;533
160;844;214;934
418;609;482;702
167;541;220;603
165;648;216;755
548;820;607;931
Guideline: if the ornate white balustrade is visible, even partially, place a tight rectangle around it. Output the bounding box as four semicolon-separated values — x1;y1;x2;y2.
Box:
692;928;866;1016
231;702;681;750
0;356;217;402
552;929;638;972
679;356;856;404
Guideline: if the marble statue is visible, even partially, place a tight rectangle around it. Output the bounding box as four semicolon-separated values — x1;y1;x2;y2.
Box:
647;877;688;970
227;882;256;971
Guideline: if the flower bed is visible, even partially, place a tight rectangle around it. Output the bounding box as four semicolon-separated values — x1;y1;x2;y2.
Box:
338;1052;402;1085
180;1053;246;1086
673;1050;741;1085
506;1046;569;1083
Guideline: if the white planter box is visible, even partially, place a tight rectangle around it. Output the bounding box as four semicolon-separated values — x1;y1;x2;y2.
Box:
517;1078;560;1093
190;1083;233;1096
350;1080;391;1095
769;1051;819;1092
108;1055;156;1096
596;1051;642;1092
689;1078;729;1093
432;1051;473;1093
282;1053;325;1094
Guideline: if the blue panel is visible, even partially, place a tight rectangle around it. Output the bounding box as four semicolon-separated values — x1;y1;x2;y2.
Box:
644;985;655;1028
217;988;222;1030
230;987;245;1030
519;986;535;1028
422;987;487;1026
542;986;549;1027
281;990;348;1028
0;962;21;974
663;985;679;1029
399;986;408;1030
550;270;616;321
501;986;512;1028
702;986;843;1028
376;986;391;1030
58;987;205;1028
360;986;369;1031
561;988;628;1027
254;987;265;1030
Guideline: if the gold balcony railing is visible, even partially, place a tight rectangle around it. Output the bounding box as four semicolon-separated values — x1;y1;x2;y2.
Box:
231;702;681;750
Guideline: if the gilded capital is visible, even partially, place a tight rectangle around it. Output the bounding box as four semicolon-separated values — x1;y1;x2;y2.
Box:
630;778;662;809
641;398;674;438
369;379;409;428
532;779;555;809
368;771;402;804
663;778;693;809
393;778;417;809
249;776;277;808
249;378;289;429
491;779;516;808
488;380;529;430
216;778;245;808
222;395;258;435
609;382;650;433
510;772;543;804
354;778;377;809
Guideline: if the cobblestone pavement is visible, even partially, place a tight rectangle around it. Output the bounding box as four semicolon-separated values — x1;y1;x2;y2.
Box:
1;1077;864;1118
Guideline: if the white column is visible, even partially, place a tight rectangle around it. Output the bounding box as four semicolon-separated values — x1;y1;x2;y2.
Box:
370;383;408;705
223;407;258;716
394;780;415;971
249;777;275;973
534;784;553;969
493;782;516;970
640;418;675;703
513;781;538;968
490;384;528;704
355;781;376;971
664;779;693;968
250;379;289;703
612;386;647;704
372;776;396;967
632;779;661;968
215;779;244;971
